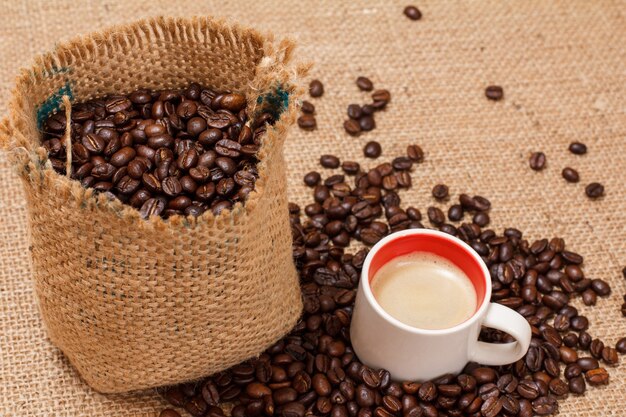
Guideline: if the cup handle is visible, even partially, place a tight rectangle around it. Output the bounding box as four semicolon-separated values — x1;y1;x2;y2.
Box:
469;302;532;366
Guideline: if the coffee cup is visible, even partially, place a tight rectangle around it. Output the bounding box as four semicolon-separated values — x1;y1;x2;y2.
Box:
351;229;532;381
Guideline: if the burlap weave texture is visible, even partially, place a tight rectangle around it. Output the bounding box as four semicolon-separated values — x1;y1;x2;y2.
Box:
1;16;303;393
1;0;625;416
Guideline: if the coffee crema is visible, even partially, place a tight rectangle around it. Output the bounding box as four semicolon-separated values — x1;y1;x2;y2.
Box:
371;252;477;330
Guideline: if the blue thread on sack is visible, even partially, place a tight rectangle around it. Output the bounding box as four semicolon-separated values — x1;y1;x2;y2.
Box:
259;85;290;120
36;81;73;129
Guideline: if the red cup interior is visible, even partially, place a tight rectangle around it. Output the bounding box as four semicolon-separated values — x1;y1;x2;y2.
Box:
368;233;487;313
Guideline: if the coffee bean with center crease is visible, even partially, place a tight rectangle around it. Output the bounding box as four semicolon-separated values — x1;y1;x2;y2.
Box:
344;119;361;136
529;152;546;170
585;182;604;199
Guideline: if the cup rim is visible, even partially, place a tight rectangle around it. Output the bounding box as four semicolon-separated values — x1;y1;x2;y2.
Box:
361;229;492;335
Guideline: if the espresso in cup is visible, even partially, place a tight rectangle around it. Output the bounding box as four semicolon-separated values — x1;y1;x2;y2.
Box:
371;252;477;329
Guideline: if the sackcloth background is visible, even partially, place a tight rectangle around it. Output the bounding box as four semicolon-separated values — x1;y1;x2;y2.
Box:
0;1;624;416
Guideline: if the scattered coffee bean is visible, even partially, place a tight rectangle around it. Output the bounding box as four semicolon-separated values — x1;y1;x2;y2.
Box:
427;207;445;225
485;85;504;101
403;5;422;20
616;338;626;354
342;161;360;175
301;101;315;114
359;116;376;132
42;84;263;219
356;77;374;92
585;368;609;385
298;114;317;130
371;90;391;107
447;204;463;221
529;152;546;171
364;141;382;159
309;80;324;97
431;184;449;200
561;167;579;183
406;144;423;162
585;182;604;199
569;142;587;155
320;155;341;169
347;104;362;120
343;119;361;136
304;171;321;187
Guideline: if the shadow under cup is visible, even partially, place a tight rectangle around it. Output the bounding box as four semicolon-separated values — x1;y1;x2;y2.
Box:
366;232;488;326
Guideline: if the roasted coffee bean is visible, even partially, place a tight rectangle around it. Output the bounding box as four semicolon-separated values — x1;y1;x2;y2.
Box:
590;278;611;296
359;116;376;132
371;90;391;107
431;184;448;200
577;357;599;371
426;207;445;225
304;171;321;187
344;119;361;136
364;141;382;158
562;167;579;183
601;346;619;365
403;5;422;20
585;368;609;385
309;80;324;97
356;77;374;91
317;155;340;169
585;182;604;198
406;144;423;162
481;396;502;417
531;396;557;415
529;152;546;171
447;204;463;221
301;101;315;114
140;197;166;219
485;85;504;101
569;142;587;155
418;382;436;402
299;114;317;130
569;376;586;394
341;161;360;175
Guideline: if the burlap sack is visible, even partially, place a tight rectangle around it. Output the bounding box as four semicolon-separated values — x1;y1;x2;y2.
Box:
0;16;304;393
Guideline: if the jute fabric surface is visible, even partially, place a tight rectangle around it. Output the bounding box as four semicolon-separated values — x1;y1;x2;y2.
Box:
0;0;624;415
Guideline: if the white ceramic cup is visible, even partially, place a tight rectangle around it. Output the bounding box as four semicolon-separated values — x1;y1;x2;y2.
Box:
350;229;532;381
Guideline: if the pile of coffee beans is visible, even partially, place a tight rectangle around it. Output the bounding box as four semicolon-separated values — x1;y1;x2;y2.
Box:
528;143;605;200
42;84;272;219
160;143;622;417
